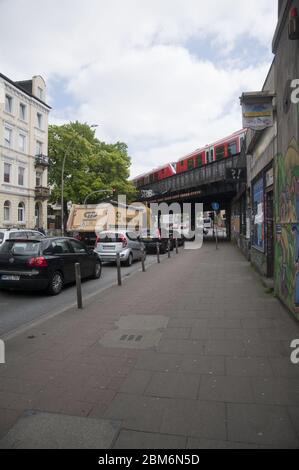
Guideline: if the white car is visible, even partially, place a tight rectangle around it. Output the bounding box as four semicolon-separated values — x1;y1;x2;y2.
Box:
95;230;145;266
0;228;46;245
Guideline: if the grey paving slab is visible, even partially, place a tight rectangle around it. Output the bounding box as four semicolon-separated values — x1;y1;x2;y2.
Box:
269;358;299;378
186;437;260;449
119;370;152;395
113;430;186;449
227;404;299;448
161;400;226;441
199;376;254;403
0;411;121;449
252;378;299;406
288;406;299;439
145;372;200;399
116;315;169;330
180;355;225;376
226;357;274;377
205;339;246;357
134;351;183;372
157;339;205;355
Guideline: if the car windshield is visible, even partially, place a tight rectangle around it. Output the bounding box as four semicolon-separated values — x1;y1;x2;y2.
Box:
0;240;40;256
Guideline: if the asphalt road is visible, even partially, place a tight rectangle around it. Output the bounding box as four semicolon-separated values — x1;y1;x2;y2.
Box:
0;254;160;337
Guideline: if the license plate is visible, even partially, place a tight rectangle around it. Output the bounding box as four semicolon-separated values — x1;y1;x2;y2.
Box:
1;275;20;281
104;245;115;250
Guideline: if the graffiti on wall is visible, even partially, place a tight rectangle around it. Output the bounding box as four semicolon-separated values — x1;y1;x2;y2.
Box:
275;129;299;316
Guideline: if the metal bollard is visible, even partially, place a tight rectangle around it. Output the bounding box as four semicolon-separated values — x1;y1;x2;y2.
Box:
116;252;122;286
167;239;171;258
141;249;146;272
156;242;160;264
175;238;179;254
75;263;83;309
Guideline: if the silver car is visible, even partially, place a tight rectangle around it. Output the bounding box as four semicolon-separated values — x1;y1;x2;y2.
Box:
95;230;145;266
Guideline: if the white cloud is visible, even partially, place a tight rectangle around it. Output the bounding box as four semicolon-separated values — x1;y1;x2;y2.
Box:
0;0;277;176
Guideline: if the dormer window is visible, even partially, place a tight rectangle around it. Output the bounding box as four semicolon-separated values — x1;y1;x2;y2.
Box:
37;87;43;100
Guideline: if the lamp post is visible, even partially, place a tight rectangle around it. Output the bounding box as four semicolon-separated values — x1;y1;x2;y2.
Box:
60;124;98;235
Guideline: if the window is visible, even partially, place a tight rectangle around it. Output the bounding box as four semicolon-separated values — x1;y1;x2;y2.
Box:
36;171;42;187
36;140;43;155
4;127;12;147
37;87;43;100
4;163;11;183
188;159;194;170
0;241;40;256
37;113;43;129
181;161;184;167
19;103;26;120
216;145;225;160
5;95;12;113
18;202;25;223
19;134;26;152
228;141;237;156
4;201;11;222
18;167;25;186
252;177;264;251
45;240;71;255
69;239;87;254
197;155;202;167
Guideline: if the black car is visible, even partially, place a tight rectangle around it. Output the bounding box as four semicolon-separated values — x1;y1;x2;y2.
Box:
140;230;171;254
0;237;102;295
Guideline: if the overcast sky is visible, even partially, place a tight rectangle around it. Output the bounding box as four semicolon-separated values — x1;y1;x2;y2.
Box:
0;0;277;177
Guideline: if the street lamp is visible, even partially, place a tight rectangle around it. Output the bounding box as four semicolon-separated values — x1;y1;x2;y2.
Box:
61;124;98;235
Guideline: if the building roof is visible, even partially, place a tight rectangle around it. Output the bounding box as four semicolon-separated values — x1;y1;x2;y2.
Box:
0;72;51;109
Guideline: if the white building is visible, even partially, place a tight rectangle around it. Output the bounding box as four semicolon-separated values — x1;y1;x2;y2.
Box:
0;73;50;230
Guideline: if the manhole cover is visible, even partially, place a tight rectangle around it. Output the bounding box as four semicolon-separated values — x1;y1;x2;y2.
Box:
99;329;162;350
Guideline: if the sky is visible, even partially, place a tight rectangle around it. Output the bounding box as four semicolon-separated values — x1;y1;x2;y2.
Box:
0;0;277;178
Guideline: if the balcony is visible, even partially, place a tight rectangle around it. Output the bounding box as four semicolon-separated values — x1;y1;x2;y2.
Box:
35;186;50;200
35;154;49;168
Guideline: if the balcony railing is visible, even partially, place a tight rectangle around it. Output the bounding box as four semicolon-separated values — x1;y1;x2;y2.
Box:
35;186;50;199
35;154;49;167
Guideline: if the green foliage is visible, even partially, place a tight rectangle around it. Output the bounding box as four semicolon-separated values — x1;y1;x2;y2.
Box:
48;121;137;204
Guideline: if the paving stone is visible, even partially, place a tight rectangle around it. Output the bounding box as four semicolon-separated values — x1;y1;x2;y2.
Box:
104;393;172;433
227;404;299;448
145;372;200;399
119;370;152;395
288;406;299;439
163;328;191;340
252;378;299;406
199;376;254;403
186;437;260;449
245;339;289;357
134;351;183;372
269;358;299;378
180;356;225;376
0;411;121;449
0;408;22;439
161;400;226;441
226;357;274;377
157;339;205;355
113;430;186;449
205;340;246;356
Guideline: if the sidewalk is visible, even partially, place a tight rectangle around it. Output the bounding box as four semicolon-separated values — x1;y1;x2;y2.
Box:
0;242;299;449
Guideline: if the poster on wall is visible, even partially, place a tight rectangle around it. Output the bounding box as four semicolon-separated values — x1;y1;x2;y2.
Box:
253;177;264;250
240;92;274;132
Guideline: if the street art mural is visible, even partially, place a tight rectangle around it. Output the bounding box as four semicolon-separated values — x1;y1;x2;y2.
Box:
274;130;299;318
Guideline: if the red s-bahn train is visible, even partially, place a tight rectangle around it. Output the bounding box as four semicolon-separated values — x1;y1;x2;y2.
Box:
133;129;246;188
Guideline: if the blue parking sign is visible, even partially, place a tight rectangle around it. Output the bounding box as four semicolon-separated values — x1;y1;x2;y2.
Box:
212;202;220;211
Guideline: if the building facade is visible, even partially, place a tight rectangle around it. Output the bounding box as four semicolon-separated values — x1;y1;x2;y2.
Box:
272;0;299;319
0;73;50;230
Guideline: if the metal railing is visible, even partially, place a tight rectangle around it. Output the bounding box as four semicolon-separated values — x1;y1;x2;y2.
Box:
35;154;49;167
35;186;50;199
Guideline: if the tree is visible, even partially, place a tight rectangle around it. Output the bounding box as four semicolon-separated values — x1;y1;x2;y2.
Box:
48;122;137;207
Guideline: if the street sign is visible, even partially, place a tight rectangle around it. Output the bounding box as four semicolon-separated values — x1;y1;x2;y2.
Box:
212;202;220;211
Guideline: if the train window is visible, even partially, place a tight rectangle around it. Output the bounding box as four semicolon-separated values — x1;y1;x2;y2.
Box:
216;145;225;160
188;159;194;170
206;150;213;164
228;141;237;156
181;161;184;167
197;155;202;167
211;149;214;159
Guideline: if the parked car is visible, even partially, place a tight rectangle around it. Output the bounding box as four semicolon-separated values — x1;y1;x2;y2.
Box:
0;237;102;295
0;228;46;245
95;230;145;266
140;229;169;254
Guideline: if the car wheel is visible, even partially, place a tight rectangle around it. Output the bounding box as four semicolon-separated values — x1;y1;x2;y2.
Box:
47;271;63;295
125;253;133;267
92;261;102;279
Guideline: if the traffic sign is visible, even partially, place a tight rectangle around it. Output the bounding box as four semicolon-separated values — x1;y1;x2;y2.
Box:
212;202;220;211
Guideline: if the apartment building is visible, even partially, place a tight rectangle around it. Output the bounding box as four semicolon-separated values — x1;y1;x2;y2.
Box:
0;73;51;230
